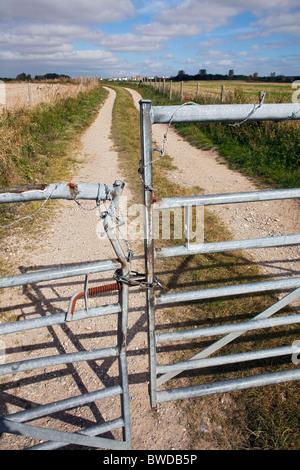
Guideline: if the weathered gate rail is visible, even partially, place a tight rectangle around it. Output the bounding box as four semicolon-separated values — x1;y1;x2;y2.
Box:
139;99;300;408
0;180;132;450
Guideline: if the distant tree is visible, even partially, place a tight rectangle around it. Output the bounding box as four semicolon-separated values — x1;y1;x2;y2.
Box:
35;73;71;81
199;69;207;77
178;70;185;78
16;73;30;81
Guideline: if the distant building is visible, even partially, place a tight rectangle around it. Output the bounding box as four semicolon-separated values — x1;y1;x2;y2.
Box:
130;76;142;81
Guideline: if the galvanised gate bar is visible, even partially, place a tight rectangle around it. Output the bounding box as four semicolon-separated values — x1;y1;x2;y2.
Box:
0;180;132;450
139;99;300;409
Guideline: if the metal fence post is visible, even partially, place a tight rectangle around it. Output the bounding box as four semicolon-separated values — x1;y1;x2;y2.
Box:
139;99;158;408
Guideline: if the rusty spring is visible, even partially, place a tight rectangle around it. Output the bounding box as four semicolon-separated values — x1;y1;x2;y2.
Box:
69;282;121;317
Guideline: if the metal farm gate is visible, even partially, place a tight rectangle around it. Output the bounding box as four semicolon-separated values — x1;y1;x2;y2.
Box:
0;97;300;450
139;99;300;409
0;180;132;450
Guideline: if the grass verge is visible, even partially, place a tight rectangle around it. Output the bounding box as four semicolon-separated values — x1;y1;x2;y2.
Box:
110;84;300;450
0;84;108;231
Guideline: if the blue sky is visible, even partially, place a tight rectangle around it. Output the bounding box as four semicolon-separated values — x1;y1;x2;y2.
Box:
0;0;299;78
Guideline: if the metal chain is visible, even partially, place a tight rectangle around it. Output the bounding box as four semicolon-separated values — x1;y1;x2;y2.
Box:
138;101;199;192
229;92;266;127
72;183;103;212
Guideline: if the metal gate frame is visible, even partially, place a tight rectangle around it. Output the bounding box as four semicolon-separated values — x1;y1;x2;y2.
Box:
139;99;300;409
0;180;132;449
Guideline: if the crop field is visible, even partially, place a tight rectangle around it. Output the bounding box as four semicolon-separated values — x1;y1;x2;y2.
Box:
0;77;98;112
153;79;295;104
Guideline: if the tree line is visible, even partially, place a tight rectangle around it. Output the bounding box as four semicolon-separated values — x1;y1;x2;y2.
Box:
172;70;300;83
0;73;71;81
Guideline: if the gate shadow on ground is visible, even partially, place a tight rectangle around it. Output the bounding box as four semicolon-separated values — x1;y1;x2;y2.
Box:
0;261;147;449
1;249;299;448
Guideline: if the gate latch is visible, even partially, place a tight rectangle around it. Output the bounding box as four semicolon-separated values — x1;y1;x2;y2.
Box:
113;269;165;290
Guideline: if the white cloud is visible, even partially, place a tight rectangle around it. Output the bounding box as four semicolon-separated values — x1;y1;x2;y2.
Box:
96;33;164;52
206;50;230;59
133;0;300;52
160;53;174;60
135;21;204;40
135;0;178;15
251;42;291;51
0;48;118;64
0;0;135;25
197;38;222;48
143;58;164;71
0;0;299;77
0;47;133;77
252;12;300;37
0;23;163;56
157;0;240;27
0;24;106;54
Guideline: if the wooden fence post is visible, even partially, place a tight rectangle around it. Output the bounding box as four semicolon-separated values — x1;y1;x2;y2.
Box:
169;80;172;100
180;81;184;101
0;80;6;111
221;85;225;102
27;83;32;108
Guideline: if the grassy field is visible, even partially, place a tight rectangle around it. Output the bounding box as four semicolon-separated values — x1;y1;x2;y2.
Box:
110;84;300;450
155;79;294;104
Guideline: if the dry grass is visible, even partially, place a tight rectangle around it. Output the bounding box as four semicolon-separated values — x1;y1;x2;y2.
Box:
151;79;294;104
1;78;99;112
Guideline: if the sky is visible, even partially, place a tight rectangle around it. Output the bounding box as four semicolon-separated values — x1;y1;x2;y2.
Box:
0;0;299;79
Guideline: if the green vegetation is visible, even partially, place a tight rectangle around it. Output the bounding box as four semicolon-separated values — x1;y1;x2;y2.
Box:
126;82;300;189
110;84;300;450
0;84;108;227
170;79;294;103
